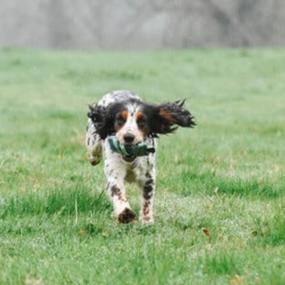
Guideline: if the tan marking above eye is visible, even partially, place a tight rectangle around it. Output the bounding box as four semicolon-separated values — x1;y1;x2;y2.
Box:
120;111;129;120
136;111;144;121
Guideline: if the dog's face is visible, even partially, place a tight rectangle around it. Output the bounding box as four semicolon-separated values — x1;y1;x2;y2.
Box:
113;103;149;145
88;98;195;144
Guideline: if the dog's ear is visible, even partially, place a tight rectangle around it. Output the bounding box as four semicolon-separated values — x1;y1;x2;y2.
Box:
87;104;114;139
88;104;105;124
150;100;196;135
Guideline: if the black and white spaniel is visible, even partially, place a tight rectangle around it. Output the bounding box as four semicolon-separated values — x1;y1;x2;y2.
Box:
86;90;195;224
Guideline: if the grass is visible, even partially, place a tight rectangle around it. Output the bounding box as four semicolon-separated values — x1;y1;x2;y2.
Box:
0;48;285;285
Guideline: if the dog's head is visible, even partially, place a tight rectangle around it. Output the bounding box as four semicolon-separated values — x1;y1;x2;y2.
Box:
88;98;196;145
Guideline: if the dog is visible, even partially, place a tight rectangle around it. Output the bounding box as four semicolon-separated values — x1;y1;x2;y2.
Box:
86;90;195;224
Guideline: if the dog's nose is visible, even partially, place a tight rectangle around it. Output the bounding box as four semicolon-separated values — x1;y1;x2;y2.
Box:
123;133;135;144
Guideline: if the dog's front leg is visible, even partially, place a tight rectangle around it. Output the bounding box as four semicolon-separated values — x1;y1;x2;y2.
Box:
106;180;136;224
104;150;136;224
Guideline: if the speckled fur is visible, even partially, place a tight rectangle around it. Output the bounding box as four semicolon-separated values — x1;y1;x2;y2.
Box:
86;90;195;224
86;90;156;224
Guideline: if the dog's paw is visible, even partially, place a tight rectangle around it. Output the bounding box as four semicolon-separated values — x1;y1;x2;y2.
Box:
88;155;101;166
118;208;136;224
89;159;100;166
141;216;154;225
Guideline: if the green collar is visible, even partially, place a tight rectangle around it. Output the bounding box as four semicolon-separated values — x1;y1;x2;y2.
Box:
108;136;155;158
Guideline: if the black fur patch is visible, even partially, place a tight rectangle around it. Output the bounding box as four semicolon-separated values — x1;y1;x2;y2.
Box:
118;208;136;223
143;179;154;199
110;185;121;197
88;103;124;139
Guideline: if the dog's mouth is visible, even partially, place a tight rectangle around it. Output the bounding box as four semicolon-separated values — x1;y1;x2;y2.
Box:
123;141;141;147
122;155;136;162
118;136;143;145
122;142;142;162
108;136;155;159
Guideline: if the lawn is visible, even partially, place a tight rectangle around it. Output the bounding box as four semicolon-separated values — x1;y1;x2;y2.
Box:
0;48;285;285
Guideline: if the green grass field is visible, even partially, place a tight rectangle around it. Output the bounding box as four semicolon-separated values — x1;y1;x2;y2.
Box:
0;48;285;285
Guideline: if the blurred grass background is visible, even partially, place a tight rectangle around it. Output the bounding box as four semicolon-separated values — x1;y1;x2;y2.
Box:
0;48;285;285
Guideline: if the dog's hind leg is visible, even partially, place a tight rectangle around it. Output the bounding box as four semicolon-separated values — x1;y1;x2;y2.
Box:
85;119;102;165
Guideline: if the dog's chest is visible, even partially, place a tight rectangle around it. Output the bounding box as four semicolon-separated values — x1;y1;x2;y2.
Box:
124;158;148;183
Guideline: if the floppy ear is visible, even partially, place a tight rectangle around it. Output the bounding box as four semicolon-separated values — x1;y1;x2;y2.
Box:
88;104;105;124
150;100;196;135
87;104;114;139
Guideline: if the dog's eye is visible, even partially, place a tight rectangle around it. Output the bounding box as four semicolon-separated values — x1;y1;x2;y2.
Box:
116;117;126;127
137;118;146;128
